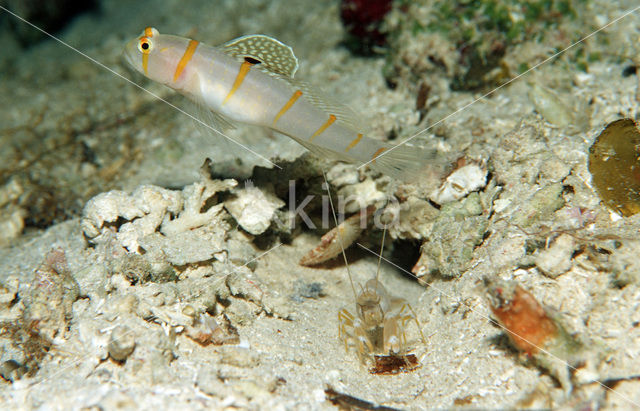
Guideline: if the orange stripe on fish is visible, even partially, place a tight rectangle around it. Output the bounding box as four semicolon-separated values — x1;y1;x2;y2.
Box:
371;147;386;162
173;39;199;83
345;133;363;152
138;36;152;76
142;52;149;76
273;90;303;126
144;27;154;37
309;114;336;142
223;61;254;105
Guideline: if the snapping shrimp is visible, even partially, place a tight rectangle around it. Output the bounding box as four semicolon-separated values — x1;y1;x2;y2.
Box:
337;228;426;368
320;172;426;369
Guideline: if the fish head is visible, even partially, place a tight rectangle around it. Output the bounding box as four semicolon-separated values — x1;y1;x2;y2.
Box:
123;27;194;87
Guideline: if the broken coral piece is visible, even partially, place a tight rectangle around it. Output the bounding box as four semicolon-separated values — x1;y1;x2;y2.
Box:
429;163;487;205
412;193;488;279
1;249;80;376
81;186;182;251
224;182;284;235
0;178;26;246
82;161;237;266
23;248;80;341
185;313;239;346
534;234;576;278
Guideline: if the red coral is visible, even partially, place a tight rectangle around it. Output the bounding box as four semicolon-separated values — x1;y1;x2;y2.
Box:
340;0;393;54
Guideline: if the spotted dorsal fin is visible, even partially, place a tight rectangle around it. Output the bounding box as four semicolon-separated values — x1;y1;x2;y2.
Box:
221;34;299;78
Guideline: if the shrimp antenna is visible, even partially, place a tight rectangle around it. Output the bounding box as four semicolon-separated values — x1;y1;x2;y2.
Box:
322;170;357;300
374;224;386;290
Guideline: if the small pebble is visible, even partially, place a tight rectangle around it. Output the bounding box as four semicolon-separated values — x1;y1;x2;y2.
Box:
108;325;136;362
535;234;576;278
226;269;263;303
232;380;270;400
291;280;325;302
225;299;257;326
196;368;229;396
0;360;26;382
182;304;196;318
528;83;573;127
219;346;259;368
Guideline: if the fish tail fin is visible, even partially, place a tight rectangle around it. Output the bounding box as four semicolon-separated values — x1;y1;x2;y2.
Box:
368;142;434;182
289;133;434;182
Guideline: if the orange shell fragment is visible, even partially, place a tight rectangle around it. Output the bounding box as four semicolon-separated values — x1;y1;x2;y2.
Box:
488;284;558;356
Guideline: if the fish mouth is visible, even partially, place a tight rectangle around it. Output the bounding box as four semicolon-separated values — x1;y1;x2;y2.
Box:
121;39;138;70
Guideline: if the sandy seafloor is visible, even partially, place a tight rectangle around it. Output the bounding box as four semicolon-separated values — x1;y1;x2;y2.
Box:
1;0;640;409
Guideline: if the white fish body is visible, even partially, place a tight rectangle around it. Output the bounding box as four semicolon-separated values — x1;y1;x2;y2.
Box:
124;27;426;180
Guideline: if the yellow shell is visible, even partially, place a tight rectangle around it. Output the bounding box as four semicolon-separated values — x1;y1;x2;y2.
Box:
588;118;640;217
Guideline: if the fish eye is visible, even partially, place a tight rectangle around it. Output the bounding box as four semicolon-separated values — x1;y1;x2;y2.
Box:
138;37;153;53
